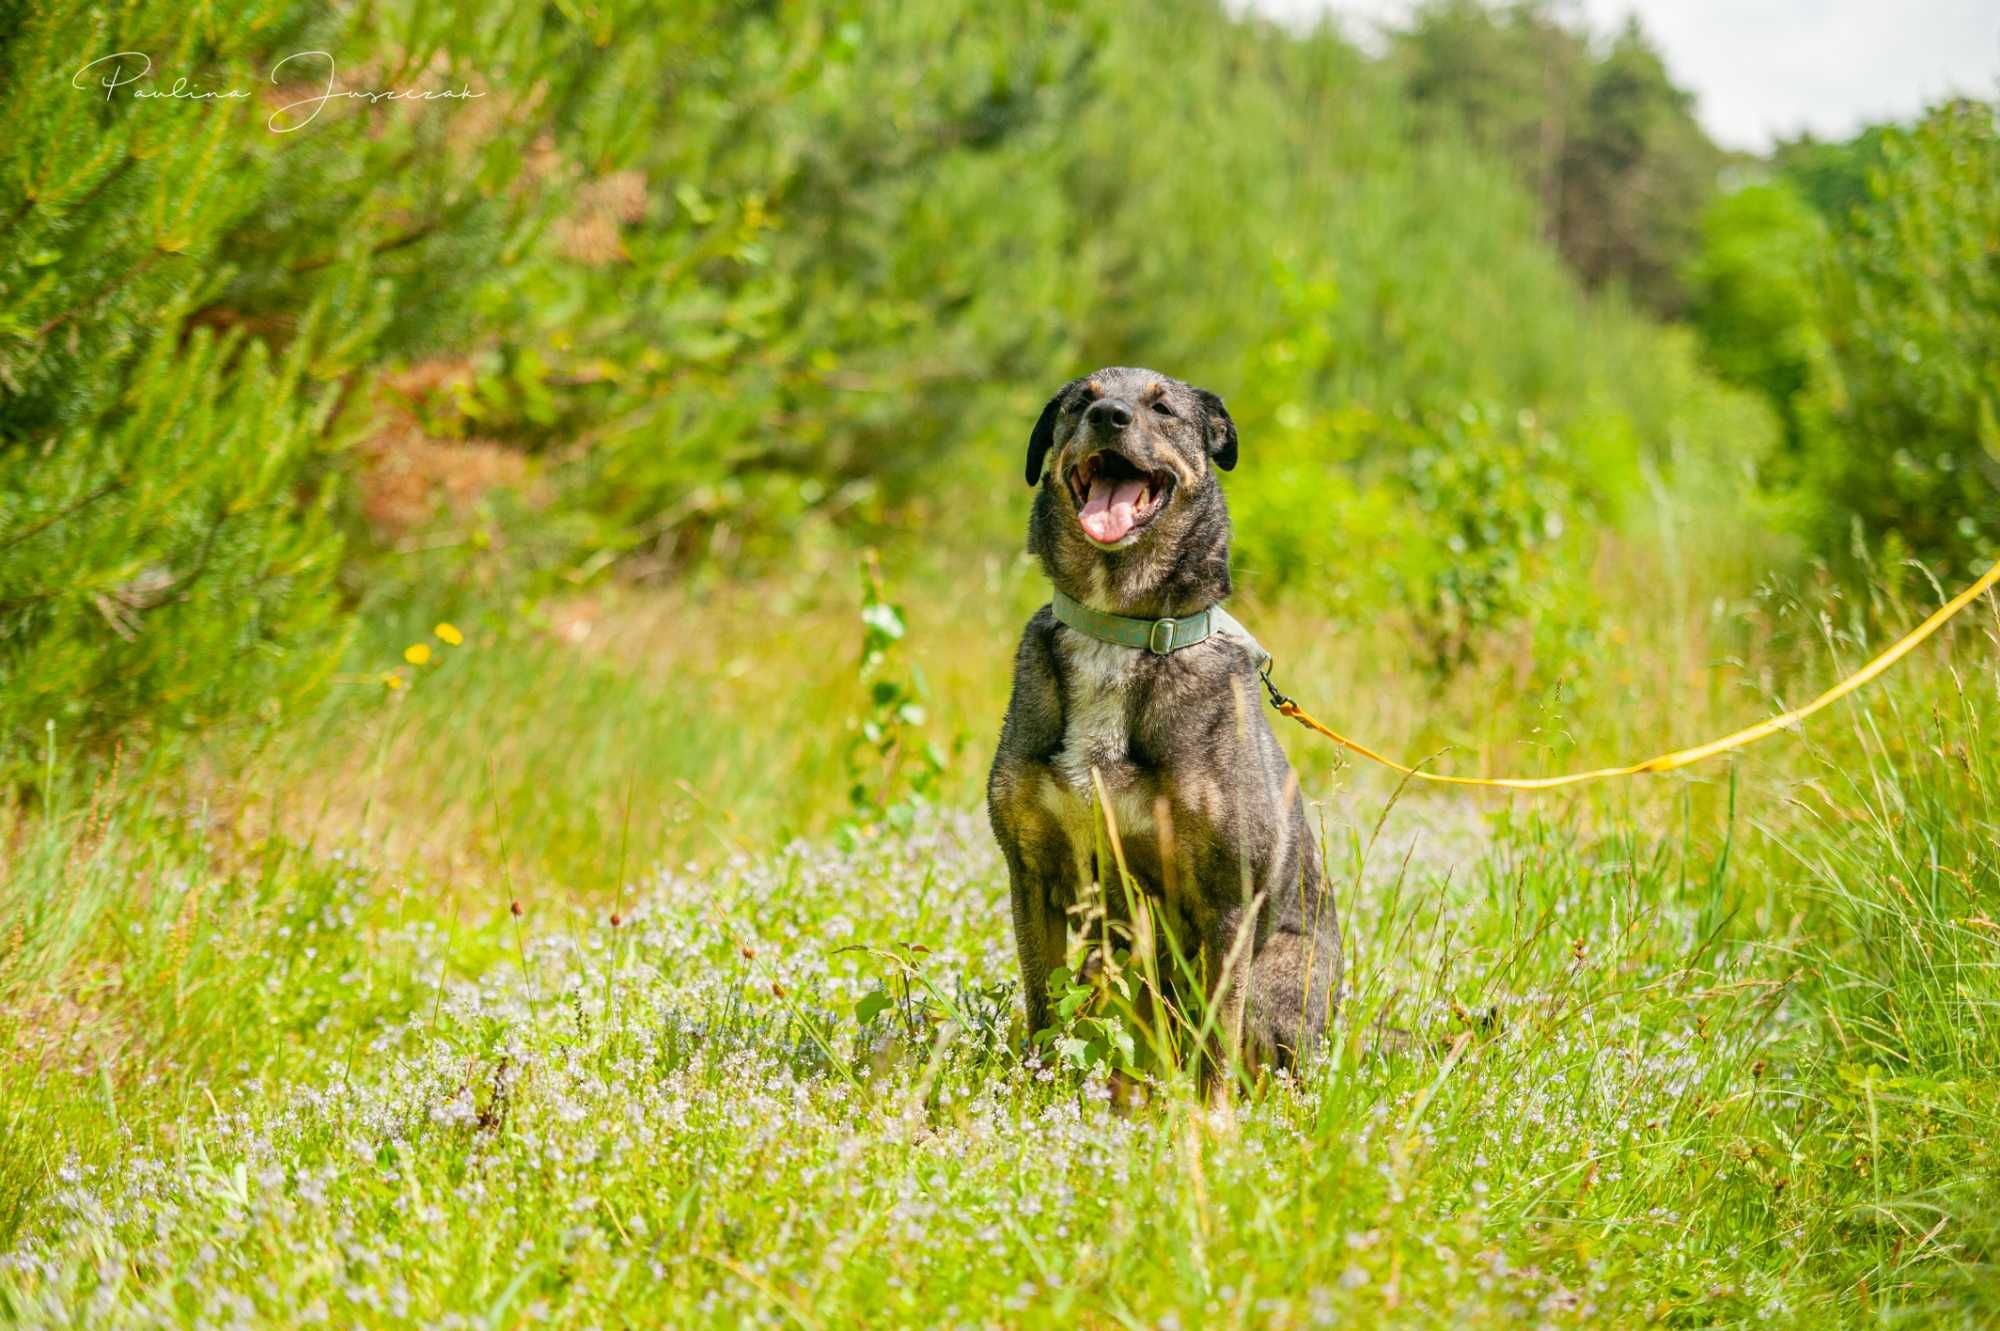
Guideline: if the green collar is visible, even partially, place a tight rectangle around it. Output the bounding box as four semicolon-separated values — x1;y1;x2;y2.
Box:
1050;586;1270;670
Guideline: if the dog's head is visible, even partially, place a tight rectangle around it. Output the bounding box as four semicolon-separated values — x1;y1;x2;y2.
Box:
1023;367;1237;615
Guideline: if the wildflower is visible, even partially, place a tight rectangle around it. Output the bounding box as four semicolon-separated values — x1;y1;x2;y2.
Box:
404;643;432;666
380;671;403;691
434;622;464;646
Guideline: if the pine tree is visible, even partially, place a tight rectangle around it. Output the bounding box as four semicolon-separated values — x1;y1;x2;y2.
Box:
0;0;608;780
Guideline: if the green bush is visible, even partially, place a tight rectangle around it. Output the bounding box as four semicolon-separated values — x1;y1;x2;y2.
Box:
0;0;723;778
1394;1;1722;316
1684;182;1826;454
1;2;360;778
0;329;347;769
1798;101;2000;570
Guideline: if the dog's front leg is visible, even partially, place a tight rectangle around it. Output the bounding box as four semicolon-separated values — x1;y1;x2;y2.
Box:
988;612;1073;1043
1004;837;1073;1041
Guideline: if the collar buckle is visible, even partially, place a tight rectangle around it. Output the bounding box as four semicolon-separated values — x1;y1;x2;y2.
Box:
1147;617;1178;654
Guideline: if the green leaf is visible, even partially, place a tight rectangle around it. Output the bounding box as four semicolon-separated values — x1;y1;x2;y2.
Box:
855;990;893;1025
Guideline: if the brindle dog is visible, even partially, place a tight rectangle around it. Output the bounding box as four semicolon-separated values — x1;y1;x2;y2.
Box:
987;366;1341;1097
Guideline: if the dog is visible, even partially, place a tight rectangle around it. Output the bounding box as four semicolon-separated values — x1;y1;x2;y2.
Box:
987;366;1341;1098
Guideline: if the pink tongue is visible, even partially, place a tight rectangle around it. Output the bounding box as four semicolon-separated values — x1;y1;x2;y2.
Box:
1079;476;1148;543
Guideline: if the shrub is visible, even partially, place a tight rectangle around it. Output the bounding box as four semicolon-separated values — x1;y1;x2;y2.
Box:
0;329;348;770
1798;100;2000;571
1684;182;1827;454
0;2;365;778
0;0;697;779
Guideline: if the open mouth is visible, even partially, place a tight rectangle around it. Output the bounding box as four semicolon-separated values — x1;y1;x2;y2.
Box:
1066;451;1172;545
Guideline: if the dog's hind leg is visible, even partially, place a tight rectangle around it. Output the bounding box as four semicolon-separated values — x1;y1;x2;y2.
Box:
1196;909;1254;1109
1244;926;1340;1072
1245;816;1343;1075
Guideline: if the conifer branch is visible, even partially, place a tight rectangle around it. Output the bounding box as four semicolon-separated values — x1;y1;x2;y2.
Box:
34;249;179;339
0;156;136;243
0;479;125;553
288;220;444;275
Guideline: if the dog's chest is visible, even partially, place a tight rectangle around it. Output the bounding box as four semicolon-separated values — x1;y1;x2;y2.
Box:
1049;637;1144;797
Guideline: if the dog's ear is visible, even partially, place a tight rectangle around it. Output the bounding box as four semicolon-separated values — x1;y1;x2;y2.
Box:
1196;388;1238;471
1025;386;1067;486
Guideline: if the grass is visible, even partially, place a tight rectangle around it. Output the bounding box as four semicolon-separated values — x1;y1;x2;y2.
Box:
1;547;1997;1327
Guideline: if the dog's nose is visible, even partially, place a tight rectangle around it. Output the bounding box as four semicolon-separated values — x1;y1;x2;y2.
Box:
1085;397;1134;432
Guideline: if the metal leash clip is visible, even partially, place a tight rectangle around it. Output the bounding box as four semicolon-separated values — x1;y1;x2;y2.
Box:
1258;663;1292;711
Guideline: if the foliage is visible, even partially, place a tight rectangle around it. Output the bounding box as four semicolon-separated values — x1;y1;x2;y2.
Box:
1770;124;1897;224
1683;181;1827;452
1393;0;1722;314
1686;101;2000;571
3;0;1791;780
0;328;349;770
351;0;1774;658
1037;962;1143;1076
393;4;1097;577
0;2;354;780
1398;404;1595;664
0;0;644;779
843;551;949;839
1797;101;2000;570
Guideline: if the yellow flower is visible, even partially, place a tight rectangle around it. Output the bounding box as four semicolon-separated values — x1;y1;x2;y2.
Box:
404;643;432;666
380;671;403;691
434;622;464;646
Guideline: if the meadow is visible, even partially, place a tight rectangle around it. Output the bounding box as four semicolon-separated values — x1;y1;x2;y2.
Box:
3;536;1997;1327
3;0;1999;1326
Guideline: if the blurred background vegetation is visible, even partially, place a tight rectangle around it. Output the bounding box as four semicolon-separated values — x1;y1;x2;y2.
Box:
0;0;1994;799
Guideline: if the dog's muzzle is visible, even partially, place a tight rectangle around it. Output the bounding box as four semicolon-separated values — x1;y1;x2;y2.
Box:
1065;448;1172;545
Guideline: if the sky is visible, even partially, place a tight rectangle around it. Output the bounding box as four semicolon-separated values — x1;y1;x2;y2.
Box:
1251;0;2000;151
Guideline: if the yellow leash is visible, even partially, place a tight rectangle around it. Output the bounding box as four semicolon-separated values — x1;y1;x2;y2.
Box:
1264;555;2000;791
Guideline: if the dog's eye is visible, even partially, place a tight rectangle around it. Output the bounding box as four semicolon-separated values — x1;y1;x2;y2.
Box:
1151;401;1176;419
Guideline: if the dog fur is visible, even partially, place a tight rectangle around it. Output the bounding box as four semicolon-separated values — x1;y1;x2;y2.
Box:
986;367;1342;1096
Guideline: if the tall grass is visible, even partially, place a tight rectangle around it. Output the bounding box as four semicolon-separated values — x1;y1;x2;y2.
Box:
1;547;1994;1324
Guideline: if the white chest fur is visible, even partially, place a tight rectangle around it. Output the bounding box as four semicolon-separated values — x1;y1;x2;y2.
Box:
1036;620;1261;840
1035;635;1162;857
1051;635;1138;794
